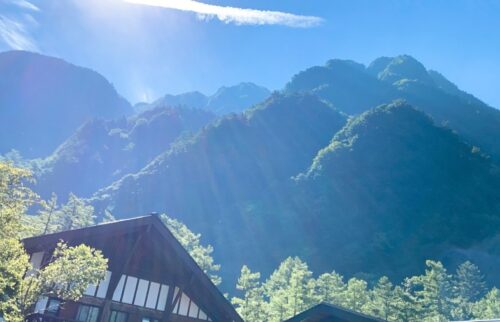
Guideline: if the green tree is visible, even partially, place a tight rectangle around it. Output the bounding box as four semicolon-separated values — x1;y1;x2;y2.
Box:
231;265;268;322
367;276;395;321
452;261;487;320
101;209;116;224
0;162;37;239
18;242;107;317
37;193;59;235
264;257;315;321
472;288;500;319
408;260;453;321
390;282;421;322
314;271;346;306
455;261;487;301
0;162;35;321
57;193;95;231
0;162;108;321
0;238;30;321
341;278;370;313
160;214;221;285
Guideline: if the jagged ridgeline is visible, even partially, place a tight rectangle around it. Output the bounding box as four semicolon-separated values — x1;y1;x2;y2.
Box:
285;55;500;161
140;82;271;115
35;106;216;200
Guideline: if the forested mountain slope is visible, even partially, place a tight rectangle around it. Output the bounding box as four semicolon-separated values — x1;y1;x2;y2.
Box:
92;93;347;281
34;106;215;200
285;55;500;161
93;97;500;286
293;101;500;282
0;51;132;157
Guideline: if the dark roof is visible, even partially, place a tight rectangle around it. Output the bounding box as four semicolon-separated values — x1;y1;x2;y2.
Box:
285;303;386;322
22;214;243;322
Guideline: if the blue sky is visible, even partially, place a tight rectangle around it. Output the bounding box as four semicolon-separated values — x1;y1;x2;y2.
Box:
1;0;499;107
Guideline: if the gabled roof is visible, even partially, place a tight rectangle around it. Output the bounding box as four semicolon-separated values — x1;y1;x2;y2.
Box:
22;214;243;322
285;303;386;322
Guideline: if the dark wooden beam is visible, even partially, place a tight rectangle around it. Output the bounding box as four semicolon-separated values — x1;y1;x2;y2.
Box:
161;274;195;322
99;223;152;322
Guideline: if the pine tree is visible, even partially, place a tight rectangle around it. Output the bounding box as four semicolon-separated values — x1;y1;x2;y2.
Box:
410;260;453;321
264;257;315;321
58;193;95;231
472;288;500;319
367;276;395;321
452;261;487;320
160;214;221;285
101;209;116;224
231;266;268;322
341;278;370;313
39;193;59;234
455;261;487;302
390;282;421;322
314;271;346;305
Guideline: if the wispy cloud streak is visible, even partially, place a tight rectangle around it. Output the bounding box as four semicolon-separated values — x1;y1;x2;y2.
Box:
0;0;39;51
124;0;323;28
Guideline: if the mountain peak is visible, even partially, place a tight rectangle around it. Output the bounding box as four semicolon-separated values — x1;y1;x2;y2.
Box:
0;50;132;158
325;59;366;72
367;55;434;85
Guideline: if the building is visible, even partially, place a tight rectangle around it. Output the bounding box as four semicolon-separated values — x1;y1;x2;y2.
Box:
22;214;243;322
285;303;385;322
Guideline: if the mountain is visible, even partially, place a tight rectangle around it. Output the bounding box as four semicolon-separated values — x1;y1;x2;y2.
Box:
145;82;271;115
34;106;215;200
206;82;272;115
137;91;208;113
293;101;500;282
91;93;347;282
91;99;500;286
285;59;397;114
285;55;500;161
0;51;132;158
7;53;500;287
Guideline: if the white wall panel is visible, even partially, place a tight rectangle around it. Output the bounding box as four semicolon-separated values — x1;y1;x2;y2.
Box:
198;309;207;320
134;279;149;306
157;284;169;311
188;300;199;318
122;276;138;304
84;283;97;297
145;282;160;309
34;297;48;313
178;293;190;316
30;252;44;269
26;252;44;276
173;287;180;313
112;275;126;302
96;271;112;298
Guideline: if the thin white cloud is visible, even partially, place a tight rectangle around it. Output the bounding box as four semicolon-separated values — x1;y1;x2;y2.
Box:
124;0;323;28
0;16;37;50
11;0;39;11
0;0;39;51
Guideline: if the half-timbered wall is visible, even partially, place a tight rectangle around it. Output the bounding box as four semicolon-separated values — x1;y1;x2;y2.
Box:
23;215;241;322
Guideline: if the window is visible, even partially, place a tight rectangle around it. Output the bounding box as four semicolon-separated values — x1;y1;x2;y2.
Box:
45;298;61;316
76;304;100;322
142;318;159;322
109;311;128;322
